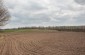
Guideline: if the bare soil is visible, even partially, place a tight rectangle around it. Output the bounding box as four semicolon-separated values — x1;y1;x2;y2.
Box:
0;31;85;55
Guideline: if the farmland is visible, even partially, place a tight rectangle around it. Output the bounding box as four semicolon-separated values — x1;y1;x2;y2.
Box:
0;29;85;55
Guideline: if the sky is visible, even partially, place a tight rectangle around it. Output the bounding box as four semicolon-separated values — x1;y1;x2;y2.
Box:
3;0;85;28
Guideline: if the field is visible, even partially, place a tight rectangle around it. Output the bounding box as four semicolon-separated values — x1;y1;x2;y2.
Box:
0;29;85;55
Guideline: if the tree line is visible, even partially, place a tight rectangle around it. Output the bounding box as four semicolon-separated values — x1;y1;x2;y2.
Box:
4;26;85;32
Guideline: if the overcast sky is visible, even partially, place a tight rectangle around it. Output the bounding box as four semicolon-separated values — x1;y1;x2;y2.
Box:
3;0;85;28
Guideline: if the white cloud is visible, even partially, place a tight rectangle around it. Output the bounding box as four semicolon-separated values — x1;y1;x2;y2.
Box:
3;0;85;28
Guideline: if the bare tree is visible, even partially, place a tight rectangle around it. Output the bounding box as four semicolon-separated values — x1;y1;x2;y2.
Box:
0;0;10;27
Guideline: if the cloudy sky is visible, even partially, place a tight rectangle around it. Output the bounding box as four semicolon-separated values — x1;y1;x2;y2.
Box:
3;0;85;28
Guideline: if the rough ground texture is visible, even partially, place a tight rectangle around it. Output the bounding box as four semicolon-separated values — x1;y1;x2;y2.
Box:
0;31;85;55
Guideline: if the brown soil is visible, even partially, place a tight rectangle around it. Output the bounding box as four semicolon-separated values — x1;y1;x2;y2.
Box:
0;31;85;55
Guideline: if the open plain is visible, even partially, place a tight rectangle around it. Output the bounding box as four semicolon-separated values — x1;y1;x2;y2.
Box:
0;30;85;55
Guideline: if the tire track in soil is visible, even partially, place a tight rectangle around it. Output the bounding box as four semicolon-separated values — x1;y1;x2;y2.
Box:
1;36;15;55
0;32;85;55
0;34;71;55
10;37;23;55
13;37;57;55
9;35;53;55
11;36;42;55
0;38;6;55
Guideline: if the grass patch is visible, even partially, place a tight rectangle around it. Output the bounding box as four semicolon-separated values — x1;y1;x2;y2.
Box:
0;29;56;33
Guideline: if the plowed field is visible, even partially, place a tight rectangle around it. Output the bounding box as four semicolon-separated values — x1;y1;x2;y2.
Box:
0;31;85;55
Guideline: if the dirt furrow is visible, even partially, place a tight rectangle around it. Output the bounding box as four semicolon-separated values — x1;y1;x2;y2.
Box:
0;32;85;55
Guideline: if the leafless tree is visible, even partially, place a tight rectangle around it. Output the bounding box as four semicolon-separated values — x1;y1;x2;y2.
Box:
0;0;10;27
